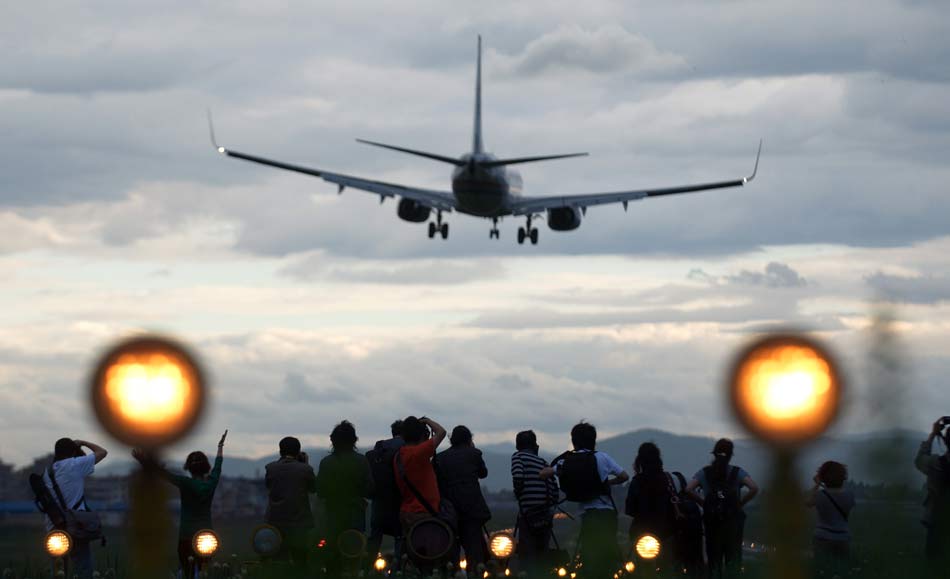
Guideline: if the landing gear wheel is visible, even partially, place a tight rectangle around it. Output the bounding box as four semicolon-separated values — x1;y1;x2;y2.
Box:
440;223;449;239
530;228;539;245
517;227;526;245
428;222;437;239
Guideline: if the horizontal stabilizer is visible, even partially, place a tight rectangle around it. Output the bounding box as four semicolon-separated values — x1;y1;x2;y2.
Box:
356;139;464;166
480;152;588;168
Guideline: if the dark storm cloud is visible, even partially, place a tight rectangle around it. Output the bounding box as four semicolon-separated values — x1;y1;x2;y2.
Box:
866;272;950;304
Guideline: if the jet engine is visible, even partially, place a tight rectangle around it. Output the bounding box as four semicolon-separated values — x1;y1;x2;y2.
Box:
547;207;582;231
397;199;432;223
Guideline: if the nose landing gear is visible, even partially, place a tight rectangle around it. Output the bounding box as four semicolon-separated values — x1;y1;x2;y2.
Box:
489;217;500;239
517;215;539;245
427;211;449;240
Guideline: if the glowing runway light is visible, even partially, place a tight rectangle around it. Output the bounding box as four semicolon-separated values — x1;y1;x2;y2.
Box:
45;531;72;557
374;555;387;572
193;530;220;557
91;336;205;448
460;559;468;570
624;561;636;573
730;334;843;446
490;531;515;559
557;567;568;577
635;534;661;560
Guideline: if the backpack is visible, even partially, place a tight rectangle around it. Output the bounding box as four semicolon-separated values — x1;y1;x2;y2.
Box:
702;465;742;524
556;451;605;503
366;440;403;531
29;472;66;529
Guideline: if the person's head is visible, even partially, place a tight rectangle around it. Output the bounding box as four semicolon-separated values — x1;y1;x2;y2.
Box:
183;451;211;477
330;420;358;453
817;461;848;489
710;438;734;475
516;430;539;454
634;442;663;475
571;422;597;451
402;416;429;445
279;436;302;458
391;420;404;439
53;438;83;461
450;425;473;448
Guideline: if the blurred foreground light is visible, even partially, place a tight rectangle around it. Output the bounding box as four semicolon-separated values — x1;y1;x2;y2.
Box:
635;534;661;560
193;530;220;557
459;559;467;570
45;531;71;558
251;524;282;557
91;336;205;448
557;568;567;577
730;333;843;447
374;555;387;572
489;531;515;559
624;561;635;573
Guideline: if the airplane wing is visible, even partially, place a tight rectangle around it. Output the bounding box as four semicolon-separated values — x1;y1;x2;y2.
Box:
208;116;457;213
510;142;761;216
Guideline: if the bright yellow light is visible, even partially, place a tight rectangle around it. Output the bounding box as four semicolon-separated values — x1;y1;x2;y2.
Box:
374;556;387;572
45;531;71;557
558;568;568;577
193;530;220;557
490;532;515;559
731;335;842;445
483;572;489;579
635;534;661;560
459;559;468;570
624;561;636;573
505;569;511;577
91;337;205;448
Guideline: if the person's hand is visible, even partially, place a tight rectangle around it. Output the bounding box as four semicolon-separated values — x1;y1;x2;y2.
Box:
218;430;228;448
73;439;87;447
933;420;945;436
813;472;821;486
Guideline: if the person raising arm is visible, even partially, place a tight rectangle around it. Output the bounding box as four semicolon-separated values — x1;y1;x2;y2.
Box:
74;439;108;464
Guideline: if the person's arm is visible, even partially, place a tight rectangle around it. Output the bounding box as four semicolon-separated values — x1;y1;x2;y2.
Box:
75;439;108;464
916;421;942;474
421;417;447;447
539;466;556;480
477;450;488;480
686;479;703;504
511;455;525;499
210;430;227;484
602;455;629;486
805;473;820;507
740;476;759;506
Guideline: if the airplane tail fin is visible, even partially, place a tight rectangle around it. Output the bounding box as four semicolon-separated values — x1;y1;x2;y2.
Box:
473;35;484;155
355;139;465;166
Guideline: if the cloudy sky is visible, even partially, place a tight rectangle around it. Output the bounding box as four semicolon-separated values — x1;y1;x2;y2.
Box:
1;0;948;466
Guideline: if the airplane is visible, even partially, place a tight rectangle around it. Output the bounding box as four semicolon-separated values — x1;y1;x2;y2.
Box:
209;36;760;245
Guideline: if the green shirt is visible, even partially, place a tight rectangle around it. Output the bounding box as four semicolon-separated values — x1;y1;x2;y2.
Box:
167;455;223;538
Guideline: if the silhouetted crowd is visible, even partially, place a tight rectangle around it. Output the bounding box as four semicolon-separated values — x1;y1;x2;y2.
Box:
33;416;950;579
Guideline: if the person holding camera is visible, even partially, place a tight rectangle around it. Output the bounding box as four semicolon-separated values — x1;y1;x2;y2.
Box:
43;438;108;579
916;417;950;562
394;416;447;534
265;436;317;571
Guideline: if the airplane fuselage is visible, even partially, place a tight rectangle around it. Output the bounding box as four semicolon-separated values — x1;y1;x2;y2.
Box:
451;153;523;217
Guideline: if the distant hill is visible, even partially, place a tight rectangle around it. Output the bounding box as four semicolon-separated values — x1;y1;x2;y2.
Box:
88;428;930;493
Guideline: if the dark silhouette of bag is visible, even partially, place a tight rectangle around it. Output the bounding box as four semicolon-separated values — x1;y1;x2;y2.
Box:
556;451;605;503
702;465;741;524
47;465;103;541
29;473;66;529
367;442;403;534
625;471;681;539
671;471;704;540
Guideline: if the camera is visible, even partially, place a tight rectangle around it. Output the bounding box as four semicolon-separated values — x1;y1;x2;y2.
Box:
941;416;950;427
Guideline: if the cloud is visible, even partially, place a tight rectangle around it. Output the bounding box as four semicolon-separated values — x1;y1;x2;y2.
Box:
865;272;950;304
725;262;808;288
489;25;684;78
276;372;355;404
280;254;508;285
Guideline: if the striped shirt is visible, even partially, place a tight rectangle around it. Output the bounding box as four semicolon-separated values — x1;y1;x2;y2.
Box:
511;451;558;509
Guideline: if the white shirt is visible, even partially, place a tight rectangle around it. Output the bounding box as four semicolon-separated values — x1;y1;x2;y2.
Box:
554;449;625;511
43;454;95;530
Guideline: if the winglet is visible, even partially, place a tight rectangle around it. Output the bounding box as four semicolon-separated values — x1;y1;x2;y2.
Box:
207;109;226;154
744;139;762;184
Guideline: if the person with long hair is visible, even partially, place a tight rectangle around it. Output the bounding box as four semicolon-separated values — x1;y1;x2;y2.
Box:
624;443;679;570
686;438;758;578
806;460;854;575
133;430;226;578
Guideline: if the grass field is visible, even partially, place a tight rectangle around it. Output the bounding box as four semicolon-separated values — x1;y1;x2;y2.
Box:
0;499;940;578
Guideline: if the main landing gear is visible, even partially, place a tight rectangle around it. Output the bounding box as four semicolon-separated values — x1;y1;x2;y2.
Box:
427;211;449;240
517;215;539;245
489;217;500;239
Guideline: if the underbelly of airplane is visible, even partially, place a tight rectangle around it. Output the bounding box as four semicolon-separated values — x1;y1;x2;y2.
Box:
453;181;507;217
